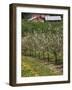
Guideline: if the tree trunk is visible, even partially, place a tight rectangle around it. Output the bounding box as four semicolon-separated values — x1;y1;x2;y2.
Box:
53;51;57;64
35;49;36;57
38;51;40;59
43;51;45;59
47;53;50;63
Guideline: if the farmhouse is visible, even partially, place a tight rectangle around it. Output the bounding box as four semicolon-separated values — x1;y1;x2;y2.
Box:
28;14;45;22
28;14;62;22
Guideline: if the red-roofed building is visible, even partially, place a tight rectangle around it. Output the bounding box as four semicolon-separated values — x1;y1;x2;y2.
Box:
28;14;45;22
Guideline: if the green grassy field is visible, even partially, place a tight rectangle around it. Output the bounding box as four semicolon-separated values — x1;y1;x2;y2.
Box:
21;56;63;77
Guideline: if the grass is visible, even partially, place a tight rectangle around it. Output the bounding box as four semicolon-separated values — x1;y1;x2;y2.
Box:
21;56;63;77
